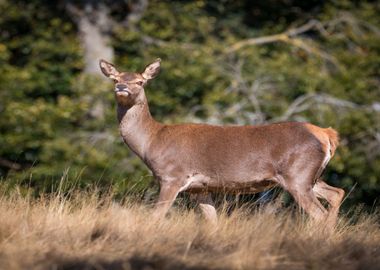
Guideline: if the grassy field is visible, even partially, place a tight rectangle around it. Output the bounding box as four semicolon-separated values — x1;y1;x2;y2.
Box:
0;190;379;270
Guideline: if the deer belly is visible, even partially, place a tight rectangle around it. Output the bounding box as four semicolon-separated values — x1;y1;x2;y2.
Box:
183;172;277;194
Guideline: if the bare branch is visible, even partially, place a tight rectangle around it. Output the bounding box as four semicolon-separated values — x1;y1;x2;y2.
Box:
222;60;269;124
286;37;338;66
271;93;361;122
326;12;380;36
274;93;315;122
227;12;380;62
227;33;289;52
226;19;342;66
227;20;326;53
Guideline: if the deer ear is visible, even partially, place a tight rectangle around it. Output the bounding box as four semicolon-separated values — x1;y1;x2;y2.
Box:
142;58;161;80
99;59;120;79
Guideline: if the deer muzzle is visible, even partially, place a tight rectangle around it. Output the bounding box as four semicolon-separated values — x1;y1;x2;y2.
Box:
115;84;130;96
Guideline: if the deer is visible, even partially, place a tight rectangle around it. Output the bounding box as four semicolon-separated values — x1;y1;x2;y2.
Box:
99;58;345;228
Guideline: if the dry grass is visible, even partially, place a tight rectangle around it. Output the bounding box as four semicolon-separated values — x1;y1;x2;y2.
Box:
0;191;379;270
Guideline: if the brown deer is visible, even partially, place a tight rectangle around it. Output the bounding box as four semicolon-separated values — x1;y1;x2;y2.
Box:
99;58;345;228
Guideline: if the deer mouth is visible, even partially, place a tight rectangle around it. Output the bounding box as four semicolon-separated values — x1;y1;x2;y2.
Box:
115;89;131;96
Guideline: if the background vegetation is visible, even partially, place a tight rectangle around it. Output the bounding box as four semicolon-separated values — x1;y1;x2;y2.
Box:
0;0;379;208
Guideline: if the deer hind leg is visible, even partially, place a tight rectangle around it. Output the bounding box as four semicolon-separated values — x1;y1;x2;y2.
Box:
313;179;345;228
288;185;328;222
196;193;218;226
279;172;328;224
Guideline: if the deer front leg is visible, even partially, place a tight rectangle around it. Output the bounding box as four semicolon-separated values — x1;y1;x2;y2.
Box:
153;181;182;220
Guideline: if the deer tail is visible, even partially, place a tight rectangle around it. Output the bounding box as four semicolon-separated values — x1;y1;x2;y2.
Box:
324;127;339;157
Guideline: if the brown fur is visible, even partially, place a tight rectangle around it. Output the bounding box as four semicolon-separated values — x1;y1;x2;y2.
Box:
99;58;345;229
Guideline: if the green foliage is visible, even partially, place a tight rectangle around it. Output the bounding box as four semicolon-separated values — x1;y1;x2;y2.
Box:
0;0;379;207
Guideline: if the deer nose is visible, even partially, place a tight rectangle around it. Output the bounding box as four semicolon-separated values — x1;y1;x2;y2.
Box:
115;84;128;92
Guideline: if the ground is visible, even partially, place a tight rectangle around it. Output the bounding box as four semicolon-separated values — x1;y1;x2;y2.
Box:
0;191;379;270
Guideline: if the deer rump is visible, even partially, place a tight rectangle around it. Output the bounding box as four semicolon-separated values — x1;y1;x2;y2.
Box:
146;121;338;194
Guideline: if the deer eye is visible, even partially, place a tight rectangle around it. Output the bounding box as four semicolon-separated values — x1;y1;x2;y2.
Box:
136;81;144;86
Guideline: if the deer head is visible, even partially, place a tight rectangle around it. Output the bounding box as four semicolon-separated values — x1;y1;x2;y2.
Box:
99;59;161;107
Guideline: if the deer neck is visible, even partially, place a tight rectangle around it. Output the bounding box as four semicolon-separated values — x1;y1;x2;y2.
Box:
117;96;162;160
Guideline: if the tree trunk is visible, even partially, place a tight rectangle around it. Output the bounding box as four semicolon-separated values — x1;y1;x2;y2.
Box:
66;2;114;77
78;4;114;76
